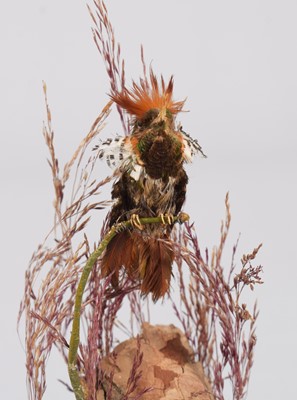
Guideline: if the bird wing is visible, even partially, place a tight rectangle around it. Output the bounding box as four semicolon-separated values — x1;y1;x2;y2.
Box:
94;135;143;180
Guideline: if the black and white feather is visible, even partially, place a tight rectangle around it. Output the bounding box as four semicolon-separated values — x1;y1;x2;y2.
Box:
93;135;144;180
93;135;131;168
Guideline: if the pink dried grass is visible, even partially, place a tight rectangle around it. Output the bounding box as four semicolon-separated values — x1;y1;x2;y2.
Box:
88;0;128;133
17;84;118;399
171;194;263;400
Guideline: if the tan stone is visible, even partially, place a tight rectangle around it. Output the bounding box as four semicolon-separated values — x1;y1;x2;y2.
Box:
97;323;213;400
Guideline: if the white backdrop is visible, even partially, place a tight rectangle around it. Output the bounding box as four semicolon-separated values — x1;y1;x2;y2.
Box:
1;1;296;399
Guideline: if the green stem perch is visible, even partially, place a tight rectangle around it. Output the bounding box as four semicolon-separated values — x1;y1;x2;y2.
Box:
67;212;189;400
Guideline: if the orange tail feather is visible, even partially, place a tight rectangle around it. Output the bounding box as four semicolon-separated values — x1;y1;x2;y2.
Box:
101;231;173;301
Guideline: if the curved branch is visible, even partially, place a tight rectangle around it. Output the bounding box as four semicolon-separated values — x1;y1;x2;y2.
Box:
68;212;189;399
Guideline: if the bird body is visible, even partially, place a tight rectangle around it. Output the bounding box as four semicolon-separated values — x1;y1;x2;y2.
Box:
96;71;205;300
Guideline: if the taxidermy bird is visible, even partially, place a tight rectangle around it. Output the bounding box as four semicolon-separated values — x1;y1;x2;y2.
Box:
96;70;206;301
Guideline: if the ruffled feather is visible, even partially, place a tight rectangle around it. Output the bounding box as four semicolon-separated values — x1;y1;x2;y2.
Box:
110;69;185;120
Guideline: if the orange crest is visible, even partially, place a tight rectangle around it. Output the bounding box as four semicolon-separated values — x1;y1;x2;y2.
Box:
110;70;185;120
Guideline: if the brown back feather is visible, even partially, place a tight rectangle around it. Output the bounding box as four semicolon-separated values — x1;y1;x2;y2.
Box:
140;236;173;302
101;231;134;288
101;231;173;301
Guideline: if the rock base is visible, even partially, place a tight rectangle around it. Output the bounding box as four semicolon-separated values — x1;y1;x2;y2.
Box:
97;323;213;400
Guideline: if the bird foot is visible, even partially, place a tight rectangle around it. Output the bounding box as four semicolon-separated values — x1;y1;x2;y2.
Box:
130;214;144;230
159;213;174;225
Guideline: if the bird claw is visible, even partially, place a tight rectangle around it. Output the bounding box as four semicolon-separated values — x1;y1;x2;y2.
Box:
130;214;144;230
159;213;174;225
115;221;126;233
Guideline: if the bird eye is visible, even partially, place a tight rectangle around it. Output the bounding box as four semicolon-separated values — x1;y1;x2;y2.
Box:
137;109;159;128
166;109;173;119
